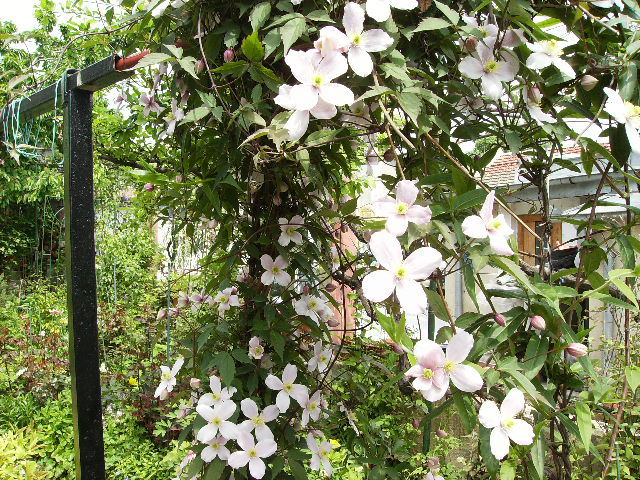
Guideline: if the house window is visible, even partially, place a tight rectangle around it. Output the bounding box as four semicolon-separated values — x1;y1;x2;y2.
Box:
518;215;562;265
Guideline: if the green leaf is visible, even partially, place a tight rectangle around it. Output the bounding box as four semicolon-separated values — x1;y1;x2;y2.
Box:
576;402;592;454
204;459;226;480
242;32;265;62
625;366;640;392
179;106;210;125
380;62;413;83
452;188;486;211
397;92;422;125
424;288;452;322
214;61;249;77
270;456;285;478
355;86;393;102
250;2;271;31
413;17;451;32
479;426;500;475
270;330;286;359
530;435;545;480
434;0;460;25
500;460;517;480
288;458;308;479
505;130;522;153
130;52;172;70
186;457;204;478
453;392;477;433
281;17;306;54
306;128;338;146
522;335;549;379
214;352;236;385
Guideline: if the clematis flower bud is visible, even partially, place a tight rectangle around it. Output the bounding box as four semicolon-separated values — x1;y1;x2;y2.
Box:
327;318;340;327
195;58;205;75
581;75;598;91
325;283;337;292
223;48;235;63
144;183;155;192
567;343;588;357
464;36;478;53
386;339;404;354
530;315;546;331
495;313;507;327
189;377;201;389
273;193;282;206
436;429;448;438
303;285;311;295
156;309;167;321
412;418;420;429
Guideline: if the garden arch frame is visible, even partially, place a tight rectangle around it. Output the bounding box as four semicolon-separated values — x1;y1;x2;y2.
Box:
0;52;148;480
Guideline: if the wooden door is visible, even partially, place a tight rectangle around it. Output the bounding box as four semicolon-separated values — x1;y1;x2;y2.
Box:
518;215;562;265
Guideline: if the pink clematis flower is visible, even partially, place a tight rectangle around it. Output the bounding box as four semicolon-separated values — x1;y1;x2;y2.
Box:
248;336;265;360
285;50;355;112
163;99;185;136
260;254;291;287
405;339;448;401
373;180;432;236
227;432;277;479
140;93;161;116
301;391;323;426
458;39;518;100
306;434;334;475
199;375;237;408
362;231;442;315
201;435;230;463
114;89;127;109
478;388;535;460
265;364;310;412
239;399;280;440
308;341;333;373
294;294;330;324
215;287;240;315
461;190;514;256
365;0;418;22
154;356;184;399
318;3;393;77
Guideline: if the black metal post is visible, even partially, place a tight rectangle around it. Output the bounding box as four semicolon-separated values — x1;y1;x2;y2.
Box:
63;85;106;480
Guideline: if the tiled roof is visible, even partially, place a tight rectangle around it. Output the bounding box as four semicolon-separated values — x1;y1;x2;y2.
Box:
482;143;610;187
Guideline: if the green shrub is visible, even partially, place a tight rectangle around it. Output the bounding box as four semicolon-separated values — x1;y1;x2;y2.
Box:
0;426;50;479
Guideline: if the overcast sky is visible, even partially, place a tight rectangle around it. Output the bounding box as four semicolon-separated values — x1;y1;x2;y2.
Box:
1;0;39;32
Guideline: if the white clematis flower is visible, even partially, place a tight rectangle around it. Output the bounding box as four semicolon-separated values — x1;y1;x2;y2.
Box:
154;356;184;399
440;330;484;393
140;93;161;116
239;399;280;440
274;84;337;141
199;375;237;408
228;432;277;479
285;50;355;112
362;231;442;315
365;0;418;22
308;341;333;373
278;215;304;246
260;254;291;287
196;400;239;443
373;180;432;236
461;190;514;256
478;388;535;460
295;294;330;324
302;391;323;426
215;287;240;315
458;40;518;100
319;3;393;77
525;87;556;124
306;434;334;475
526;40;575;79
603;87;640;154
201;435;230;463
265;364;310;412
163;98;185;136
249;336;265;360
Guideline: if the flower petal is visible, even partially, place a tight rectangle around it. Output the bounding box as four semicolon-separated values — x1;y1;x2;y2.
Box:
241;398;259;419
450;364;483;392
406;205;432;225
282;364;298;384
413;339;445;369
501;388;525;417
366;0;391;22
362;270;396;302
348;46;374;77
256;438;278;457
369;230;403;271
343;2;365;36
488;231;514;256
446;330;474;363
390;0;418;8
403;247;442;280
361;29;393;52
228;451;250;469
310;98;338;119
395;180;419;205
478;400;501;429
249;458;267;479
458;56;484;79
285;110;310;141
289;84;319;111
319;83;355;106
265;374;284;391
317;52;348;81
276;390;291;412
395;278;428;315
506;419;535;445
490;427;511;460
386;214;409;236
461;215;488;239
526;52;552;70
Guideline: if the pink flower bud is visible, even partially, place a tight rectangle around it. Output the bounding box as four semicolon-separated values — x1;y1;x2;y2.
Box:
156;309;167;321
195;58;205;75
175;174;184;183
530;315;546;330
189;378;201;389
495;313;507;327
581;75;598;91
325;283;337;292
427;457;440;469
436;429;448;438
327;318;340;327
144;183;155;192
412;418;420;429
303;285;311;295
223;48;235;63
567;343;588;357
272;193;282;206
386;339;404;354
464;37;478;53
